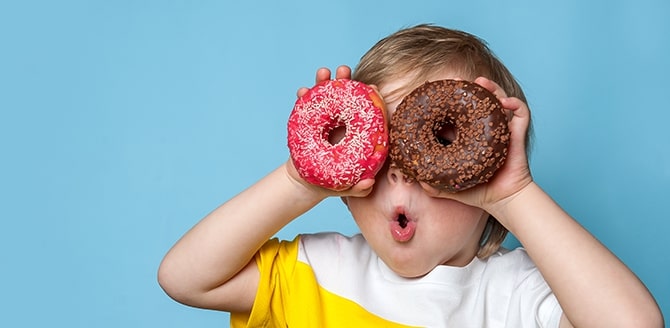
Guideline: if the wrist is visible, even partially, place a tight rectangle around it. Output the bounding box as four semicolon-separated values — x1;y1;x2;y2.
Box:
485;180;539;230
281;161;330;203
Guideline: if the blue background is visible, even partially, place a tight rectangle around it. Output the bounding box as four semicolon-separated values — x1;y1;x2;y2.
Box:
1;0;668;326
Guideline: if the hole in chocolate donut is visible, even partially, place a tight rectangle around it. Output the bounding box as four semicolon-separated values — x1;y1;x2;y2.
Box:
435;122;456;146
325;124;347;145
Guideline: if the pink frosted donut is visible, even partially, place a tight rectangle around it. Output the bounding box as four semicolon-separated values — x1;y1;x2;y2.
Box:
287;79;388;189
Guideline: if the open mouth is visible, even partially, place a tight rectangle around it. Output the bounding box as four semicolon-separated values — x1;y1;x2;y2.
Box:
397;214;409;228
390;211;417;242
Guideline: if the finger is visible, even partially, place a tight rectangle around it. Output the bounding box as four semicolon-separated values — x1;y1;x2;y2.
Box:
420;181;485;210
296;87;310;98
297;67;333;98
347;178;375;197
500;97;530;119
500;97;531;145
474;77;515;120
315;67;332;84
418;181;455;199
474;77;508;99
335;65;352;80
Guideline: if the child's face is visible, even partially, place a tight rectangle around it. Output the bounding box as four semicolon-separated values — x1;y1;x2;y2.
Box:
344;71;489;278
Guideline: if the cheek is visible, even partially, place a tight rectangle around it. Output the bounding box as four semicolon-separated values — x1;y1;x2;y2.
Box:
346;197;375;222
446;203;487;221
345;197;386;235
428;202;488;234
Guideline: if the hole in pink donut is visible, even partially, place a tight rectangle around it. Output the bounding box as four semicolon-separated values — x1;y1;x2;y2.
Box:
325;124;347;145
435;121;456;146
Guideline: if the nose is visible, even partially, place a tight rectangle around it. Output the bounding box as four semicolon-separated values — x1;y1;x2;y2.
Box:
386;165;414;185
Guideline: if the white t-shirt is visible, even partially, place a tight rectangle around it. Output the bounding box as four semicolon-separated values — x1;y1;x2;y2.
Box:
231;232;563;327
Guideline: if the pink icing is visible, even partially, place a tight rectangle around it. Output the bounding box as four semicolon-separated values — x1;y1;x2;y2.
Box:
287;79;388;189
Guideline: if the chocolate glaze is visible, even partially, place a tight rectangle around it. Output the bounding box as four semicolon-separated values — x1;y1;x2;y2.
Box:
389;80;510;192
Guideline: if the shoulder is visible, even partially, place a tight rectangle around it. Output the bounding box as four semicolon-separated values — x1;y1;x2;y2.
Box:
479;247;539;280
482;247;563;326
298;232;372;263
300;232;367;250
294;232;378;286
470;247;551;301
485;247;537;272
256;232;370;272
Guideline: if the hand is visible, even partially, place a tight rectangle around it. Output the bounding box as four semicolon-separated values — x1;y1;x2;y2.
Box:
419;77;534;223
284;159;376;199
296;65;352;97
288;65;375;199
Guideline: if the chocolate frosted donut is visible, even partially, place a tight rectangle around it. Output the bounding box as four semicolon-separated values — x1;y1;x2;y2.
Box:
389;79;510;192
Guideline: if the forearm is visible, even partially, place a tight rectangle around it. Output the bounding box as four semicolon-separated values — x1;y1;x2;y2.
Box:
159;163;325;298
490;182;662;327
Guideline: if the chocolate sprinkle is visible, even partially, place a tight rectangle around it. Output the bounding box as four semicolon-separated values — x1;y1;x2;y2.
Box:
389;80;510;192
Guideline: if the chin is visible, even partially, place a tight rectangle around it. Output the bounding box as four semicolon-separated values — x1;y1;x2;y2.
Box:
385;259;433;278
394;266;432;278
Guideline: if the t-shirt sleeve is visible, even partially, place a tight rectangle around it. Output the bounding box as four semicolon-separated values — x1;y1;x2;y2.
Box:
506;249;564;328
229;236;301;328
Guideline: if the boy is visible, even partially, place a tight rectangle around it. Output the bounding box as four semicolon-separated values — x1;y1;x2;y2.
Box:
159;24;663;327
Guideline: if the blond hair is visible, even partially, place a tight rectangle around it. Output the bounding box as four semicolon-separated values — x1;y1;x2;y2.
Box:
353;24;532;259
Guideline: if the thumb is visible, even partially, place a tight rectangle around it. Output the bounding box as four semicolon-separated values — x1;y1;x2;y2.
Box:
347;178;376;197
